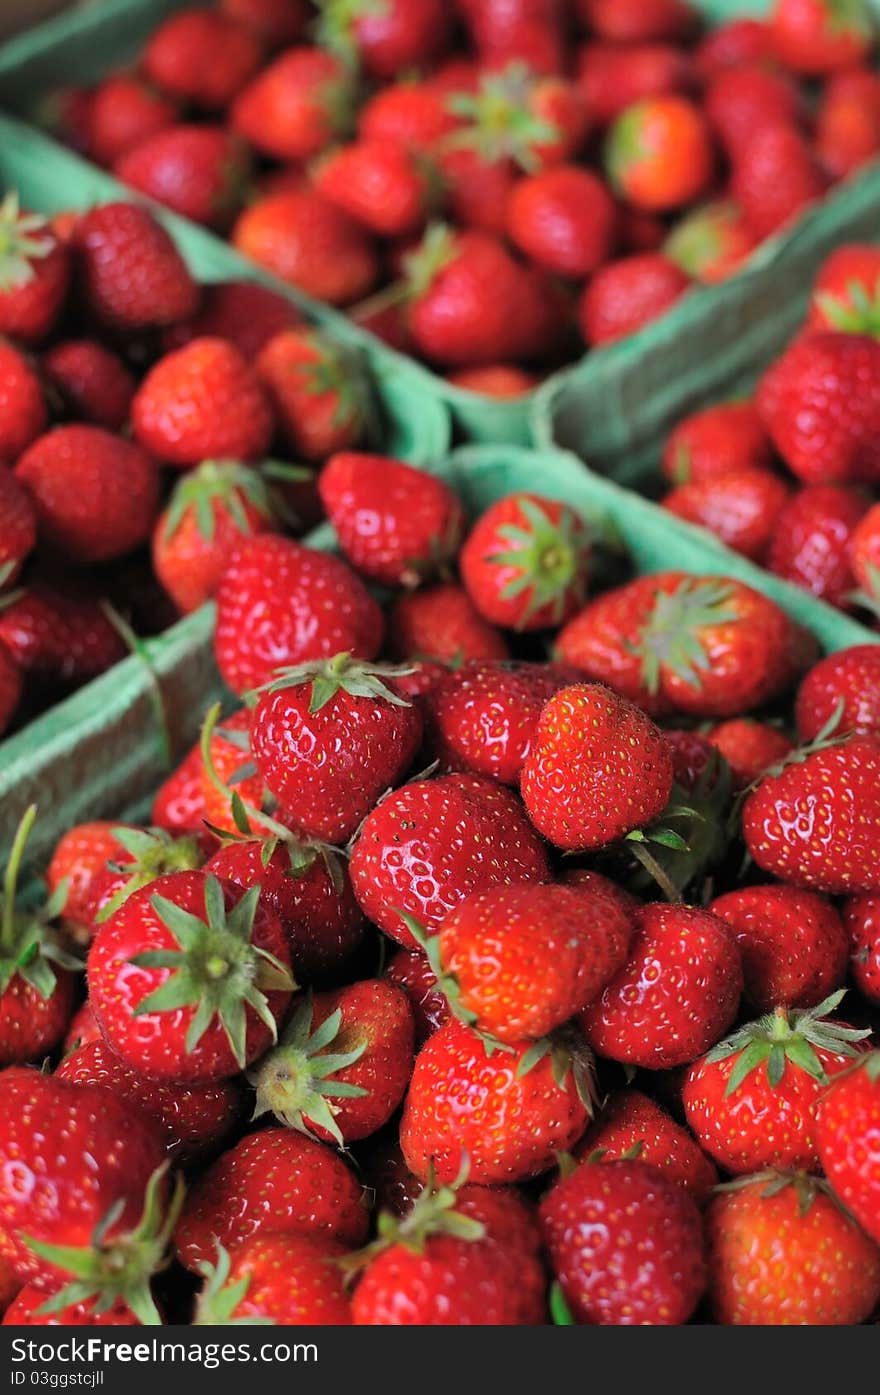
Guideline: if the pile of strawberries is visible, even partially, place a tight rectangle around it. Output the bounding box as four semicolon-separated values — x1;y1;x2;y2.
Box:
42;0;880;388
2;437;880;1326
0;190;388;738
659;240;880;620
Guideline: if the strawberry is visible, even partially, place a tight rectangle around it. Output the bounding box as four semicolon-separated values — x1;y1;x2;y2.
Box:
662;468;791;563
605;95;714;213
385;947;451;1044
400;1019;592;1184
63;1001;102;1054
664;199;758;285
851;500;880;606
807;244;880;336
462;0;566;73
557;573;810;719
349;772;549;949
506;166;617;279
232;48;353;162
0;194;70;345
705;718;794;789
769;0;874;74
560;866;640;918
151;743;207;836
663;727;716;792
575;41;694;128
817;69;880;180
175;1127;368;1271
410;880;632;1045
72;202;199;332
447;62;587;173
695;18;773;78
153;459;280;615
541;1157;707;1325
84;826;207;932
358;80;460;153
221;0;309;45
2;1288;139;1327
0;644;20;737
706;1172;880;1325
0;340;46;460
42;340;135;432
142;8;262;110
768;483;866;605
256;328;368;462
46;820;129;930
578;251;690;346
250;979;414;1144
85;74;177;168
57;1038;240;1164
232;188;378;305
437;147;519;238
319;0;450;79
115;125;251;231
576;1089;719;1204
844;894;880;1004
162;280;302;361
816;1052;880;1242
521;682;673;851
0;464;36;585
88;870;294;1082
447;365;538;396
661;400;771;486
796;644;880;743
195;1234;352;1325
705;66;805;160
0;584;125;690
16;425;159;565
577;0;696;42
580;902;743;1069
732;123;826;240
389;584;509;663
214;534;383;694
314;139;434;239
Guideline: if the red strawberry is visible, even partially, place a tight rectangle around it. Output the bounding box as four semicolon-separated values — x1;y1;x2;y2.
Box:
817;69;880;180
605;95;715;213
661;399;771;486
707;1172;880;1325
250;979;414;1144
705;65;804;160
400;1019;592;1184
255;328;368;462
2;1287;139;1327
151;743;207;835
576;41;693;128
576;1089;719;1204
0;464;36;585
57;1038;240;1164
87;870;294;1082
163;280;302;361
0;643;20;736
446;365;538;396
73;202;199;332
175;1127;368;1271
580;902;743;1069
195;1234;352;1324
664;199;758;285
16;425;159;565
0;194;70;344
796;644;880;742
86;74;177;167
506;166;617;279
232;188;377;305
663;727;716;793
42;340;135;432
390;584;509;663
521;682;673;851
143;8;262;110
385;947;451;1044
232;48;354;162
314;140;434;239
84;825;207;934
816;1052;880;1242
662;468;791;563
769;0;874;74
705;717;794;789
732;123;826;240
768;483;866;605
63;1002;101;1055
0;341;46;460
358;79;460;151
851;500;880;606
349;772;549;948
319;0;450;79
844;894;880;1004
214;534;383;694
560;866;640;918
743;735;880;893
695;18;774;78
807;244;880;336
222;0;308;42
578;252;690;346
577;0;696;42
462;0;566;73
46;820;129;929
115;125;251;231
0;584;125;689
541;1157;707;1325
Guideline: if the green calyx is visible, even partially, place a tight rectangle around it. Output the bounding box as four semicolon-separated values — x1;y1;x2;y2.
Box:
516;1026;600;1116
23;1164;184;1327
161;459;312;546
297;333;376;436
445;63;561;172
0;192;54;292
94;827;205;926
826;0;873;41
342;1159;485;1278
194;1244;273;1327
753;700;851;786
714;1168;828;1217
255;651;415;715
633;577;740;695
0;805;81;1001
815;276;880;337
664;202;733;278
131;874;295;1070
604;104;651;193
402;221;459;301
312;0;386;70
624;756;733;902
848;561;880;618
487;495;589;630
704;990;871;1097
247;994;368;1147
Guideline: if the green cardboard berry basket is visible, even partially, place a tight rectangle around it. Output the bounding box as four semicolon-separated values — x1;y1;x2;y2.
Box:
4;0;880;451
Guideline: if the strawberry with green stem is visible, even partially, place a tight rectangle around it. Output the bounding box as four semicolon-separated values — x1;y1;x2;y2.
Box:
0;192;70;343
85;825;206;931
816;1050;880;1243
195;1234;352;1326
808;245;880;336
256;330;373;463
444;62;585;174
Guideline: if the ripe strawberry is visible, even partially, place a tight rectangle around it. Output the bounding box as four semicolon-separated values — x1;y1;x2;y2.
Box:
462;0;566;73
521;682;673;851
578;0;696;42
807;244;880;336
175;1127;368;1271
47;820;129;930
769;0;874;74
695;18;773;78
151;743;207;835
541;1157;707;1325
705;717;794;789
57;1038;240;1164
2;1287;139;1327
560;866;640;918
163;280;302;361
816;1052;880;1242
506;166;617;279
319;0;450;79
576;1089;718;1204
662;468;790;563
115;125;251;231
0;193;70;344
389;584;509;663
662;727;716;793
256;328;367;462
88;870;294;1082
385;947;451;1044
448;62;586;173
63;1001;101;1054
0;340;46;460
42;340;135;432
557;573;810;719
844;894;880;1004
446;365;538;396
664;199;758;285
86;74;177;168
605;95;714;213
143;8;262;110
705;65;804;160
214;534;383;694
232;188;378;305
196;1234;351;1325
72;202;199;332
707;1172;880;1325
578;252;690;346
732;123;826;240
250;979;414;1145
0;643;20;737
358;79;459;152
768;483;866;606
16;425;159;565
0;584;125;689
851;499;880;607
153;460;279;615
796;644;880;743
661;400;771;486
581;902;743;1069
84;826;207;933
314;140;434;239
401;1019;592;1185
0;465;36;585
816;69;880;180
221;0;309;44
743;735;880;893
232;48;353;162
575;41;694;128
